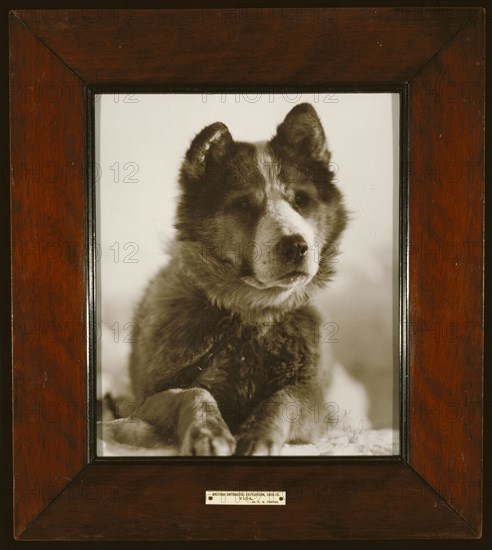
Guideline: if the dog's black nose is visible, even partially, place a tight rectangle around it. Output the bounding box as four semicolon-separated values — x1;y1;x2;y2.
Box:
278;235;308;263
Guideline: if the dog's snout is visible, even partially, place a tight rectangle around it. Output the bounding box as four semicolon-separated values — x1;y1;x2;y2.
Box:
278;235;308;264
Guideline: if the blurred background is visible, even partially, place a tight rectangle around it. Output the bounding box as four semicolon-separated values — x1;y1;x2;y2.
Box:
96;93;400;443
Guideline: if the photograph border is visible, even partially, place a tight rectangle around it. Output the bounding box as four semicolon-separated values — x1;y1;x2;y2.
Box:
92;88;405;461
9;7;484;540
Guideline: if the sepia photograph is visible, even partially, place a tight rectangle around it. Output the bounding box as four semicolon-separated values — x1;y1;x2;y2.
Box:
96;93;400;457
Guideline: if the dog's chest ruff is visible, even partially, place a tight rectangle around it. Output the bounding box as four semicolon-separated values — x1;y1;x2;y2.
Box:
184;314;316;431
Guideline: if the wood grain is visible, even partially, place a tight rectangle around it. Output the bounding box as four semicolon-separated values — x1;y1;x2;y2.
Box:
22;461;475;540
16;8;478;86
9;7;484;541
10;13;87;538
408;12;484;532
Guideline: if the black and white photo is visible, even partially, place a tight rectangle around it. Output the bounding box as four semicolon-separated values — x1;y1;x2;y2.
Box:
96;93;400;457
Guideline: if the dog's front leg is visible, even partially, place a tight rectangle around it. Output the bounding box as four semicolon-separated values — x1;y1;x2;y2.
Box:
138;387;236;456
235;385;318;456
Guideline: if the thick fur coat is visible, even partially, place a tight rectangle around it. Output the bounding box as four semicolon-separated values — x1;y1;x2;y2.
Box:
125;103;347;455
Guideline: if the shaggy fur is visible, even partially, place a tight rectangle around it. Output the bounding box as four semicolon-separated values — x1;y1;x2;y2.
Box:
127;103;347;455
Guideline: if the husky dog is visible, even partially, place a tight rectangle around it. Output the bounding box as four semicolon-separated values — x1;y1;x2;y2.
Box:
127;103;347;455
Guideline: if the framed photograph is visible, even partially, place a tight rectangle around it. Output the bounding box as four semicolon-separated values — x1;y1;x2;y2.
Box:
9;7;484;540
96;92;401;459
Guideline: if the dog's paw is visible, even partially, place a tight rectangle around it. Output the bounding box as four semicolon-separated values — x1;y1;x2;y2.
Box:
100;417;160;447
235;433;283;456
180;419;236;456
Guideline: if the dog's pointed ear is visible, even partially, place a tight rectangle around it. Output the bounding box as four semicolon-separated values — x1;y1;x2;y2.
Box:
181;122;233;183
271;103;329;164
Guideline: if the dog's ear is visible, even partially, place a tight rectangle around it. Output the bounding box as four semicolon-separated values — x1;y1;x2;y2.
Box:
271;103;329;164
181;122;233;183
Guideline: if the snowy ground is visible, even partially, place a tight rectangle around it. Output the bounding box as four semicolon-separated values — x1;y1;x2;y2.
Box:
98;420;399;457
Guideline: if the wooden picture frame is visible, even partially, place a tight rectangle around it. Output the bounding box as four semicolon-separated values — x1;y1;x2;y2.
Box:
9;7;484;540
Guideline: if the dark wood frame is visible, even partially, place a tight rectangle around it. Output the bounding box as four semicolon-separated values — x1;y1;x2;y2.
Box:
9;7;484;540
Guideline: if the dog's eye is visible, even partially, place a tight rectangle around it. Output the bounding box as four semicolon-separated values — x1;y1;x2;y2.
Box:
294;192;310;209
233;197;251;210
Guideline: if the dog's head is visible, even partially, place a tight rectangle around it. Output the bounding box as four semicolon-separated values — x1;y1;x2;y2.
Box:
176;103;347;319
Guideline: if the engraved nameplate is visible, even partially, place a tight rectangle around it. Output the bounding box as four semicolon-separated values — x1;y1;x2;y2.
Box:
205;491;286;505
